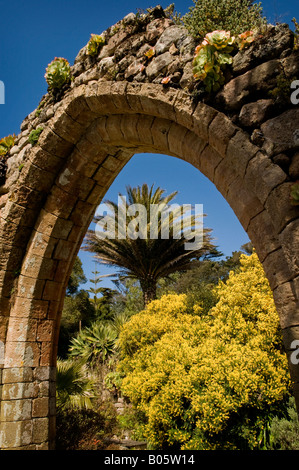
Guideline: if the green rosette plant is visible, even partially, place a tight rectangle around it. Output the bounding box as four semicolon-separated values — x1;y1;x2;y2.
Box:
0;134;16;156
45;57;71;91
192;30;235;92
87;34;105;56
237;30;257;50
193;29;259;93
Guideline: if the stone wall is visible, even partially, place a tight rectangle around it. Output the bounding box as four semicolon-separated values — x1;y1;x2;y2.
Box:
0;5;298;449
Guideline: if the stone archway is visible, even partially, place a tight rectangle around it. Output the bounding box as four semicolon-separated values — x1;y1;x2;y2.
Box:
0;6;298;449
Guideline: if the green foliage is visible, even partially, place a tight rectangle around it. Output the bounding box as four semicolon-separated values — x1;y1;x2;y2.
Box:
87;34;105;56
270;397;299;449
58;257;95;358
0;134;15;156
56;401;118;450
87;268;117;321
268;71;297;104
28;127;43;146
290;182;299;206
59;290;96;357
67;257;87;296
193;30;235;92
192;29;259;93
84;183;217;306
69;321;118;365
56;359;96;411
183;0;266;41
117;406;147;442
45;57;71;91
164;3;183;24
105;370;124;392
118;254;291;450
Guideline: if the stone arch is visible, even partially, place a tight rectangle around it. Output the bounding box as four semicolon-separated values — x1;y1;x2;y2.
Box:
0;8;298;448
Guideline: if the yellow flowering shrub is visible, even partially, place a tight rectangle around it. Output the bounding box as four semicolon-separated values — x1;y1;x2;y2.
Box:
118;254;291;450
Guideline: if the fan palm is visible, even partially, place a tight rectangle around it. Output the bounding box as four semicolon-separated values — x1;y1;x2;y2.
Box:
84;184;217;305
56;359;96;411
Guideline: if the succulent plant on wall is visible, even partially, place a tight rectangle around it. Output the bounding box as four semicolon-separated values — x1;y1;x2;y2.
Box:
45;57;71;91
87;34;105;56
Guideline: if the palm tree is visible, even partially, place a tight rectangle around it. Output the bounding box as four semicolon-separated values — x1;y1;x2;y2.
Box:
56;359;96;411
84;184;218;306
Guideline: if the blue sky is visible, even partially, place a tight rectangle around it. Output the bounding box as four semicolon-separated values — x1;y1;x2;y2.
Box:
0;0;298;289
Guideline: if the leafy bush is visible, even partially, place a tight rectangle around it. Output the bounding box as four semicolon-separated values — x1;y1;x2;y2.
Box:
45;57;71;91
87;34;105;56
0;134;15;156
183;0;266;41
28;127;43;146
269;397;299;449
56;401;118;450
118;254;291;450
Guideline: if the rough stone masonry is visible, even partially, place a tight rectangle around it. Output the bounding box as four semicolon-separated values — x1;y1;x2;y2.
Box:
0;5;298;449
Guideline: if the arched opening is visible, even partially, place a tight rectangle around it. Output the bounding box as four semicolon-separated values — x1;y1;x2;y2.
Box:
0;79;298;448
78;151;251;291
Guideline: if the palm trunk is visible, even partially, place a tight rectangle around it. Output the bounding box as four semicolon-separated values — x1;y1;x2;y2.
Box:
141;279;157;307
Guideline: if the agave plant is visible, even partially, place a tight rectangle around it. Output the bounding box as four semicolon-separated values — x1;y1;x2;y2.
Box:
87;34;105;56
0;134;16;156
56;358;96;411
45;57;71;91
69;321;118;365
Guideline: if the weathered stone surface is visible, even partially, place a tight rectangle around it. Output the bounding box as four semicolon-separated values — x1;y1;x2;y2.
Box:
244;152;287;205
261;109;299;155
146;51;173;78
238;99;274;127
232;23;294;75
154;25;189;55
145;18;173;43
281;50;299;78
289;152;299;179
216;60;281;110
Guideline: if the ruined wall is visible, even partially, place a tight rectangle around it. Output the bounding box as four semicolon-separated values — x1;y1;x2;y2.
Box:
0;6;298;449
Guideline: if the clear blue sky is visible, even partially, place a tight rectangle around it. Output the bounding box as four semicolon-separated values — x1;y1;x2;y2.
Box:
0;0;297;289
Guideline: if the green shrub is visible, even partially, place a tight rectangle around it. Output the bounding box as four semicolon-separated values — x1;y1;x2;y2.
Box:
28;127;43;146
270;397;299;449
183;0;266;40
56;401;118;450
45;57;71;91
